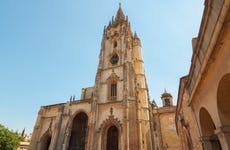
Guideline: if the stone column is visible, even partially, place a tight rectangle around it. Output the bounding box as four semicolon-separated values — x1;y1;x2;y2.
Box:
29;107;44;150
124;107;129;150
60;105;71;150
87;111;96;150
62;123;72;150
199;136;213;150
215;125;230;150
50;106;64;150
90;99;98;150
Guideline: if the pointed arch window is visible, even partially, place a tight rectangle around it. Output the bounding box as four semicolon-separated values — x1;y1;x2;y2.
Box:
107;74;119;101
110;82;117;100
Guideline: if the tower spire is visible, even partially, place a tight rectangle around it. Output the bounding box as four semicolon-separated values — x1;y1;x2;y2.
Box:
115;3;125;23
134;32;139;39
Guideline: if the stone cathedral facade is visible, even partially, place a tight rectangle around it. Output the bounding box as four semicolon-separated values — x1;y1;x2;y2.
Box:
30;5;158;150
30;1;230;150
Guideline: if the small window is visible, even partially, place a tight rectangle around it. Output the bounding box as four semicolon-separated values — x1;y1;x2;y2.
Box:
114;41;117;48
110;83;117;100
165;99;170;106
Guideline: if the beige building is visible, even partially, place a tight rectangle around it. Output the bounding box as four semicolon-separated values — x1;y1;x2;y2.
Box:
176;0;230;149
176;76;202;150
18;133;32;150
152;91;179;150
30;5;156;150
30;1;230;150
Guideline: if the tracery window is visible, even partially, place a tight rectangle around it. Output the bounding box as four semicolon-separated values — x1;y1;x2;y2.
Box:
107;73;119;101
110;54;119;65
110;83;117;100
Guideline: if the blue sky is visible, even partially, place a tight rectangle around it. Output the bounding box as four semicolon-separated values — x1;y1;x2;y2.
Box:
0;1;204;133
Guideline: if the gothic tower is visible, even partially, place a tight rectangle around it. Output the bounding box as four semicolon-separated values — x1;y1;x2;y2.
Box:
90;4;153;150
29;4;154;150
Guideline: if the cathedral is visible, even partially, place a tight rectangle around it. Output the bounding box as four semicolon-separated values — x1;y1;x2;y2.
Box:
30;0;230;149
30;5;160;150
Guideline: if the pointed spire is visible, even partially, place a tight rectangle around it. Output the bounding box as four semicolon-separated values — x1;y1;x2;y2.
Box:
69;95;72;101
112;16;114;24
126;15;129;23
103;25;106;35
115;3;125;23
133;31;141;46
134;32;139;39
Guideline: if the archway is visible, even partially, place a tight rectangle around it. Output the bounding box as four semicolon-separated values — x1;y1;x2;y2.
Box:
99;115;122;150
39;132;52;150
69;112;88;150
199;107;221;150
217;73;230;125
106;125;118;150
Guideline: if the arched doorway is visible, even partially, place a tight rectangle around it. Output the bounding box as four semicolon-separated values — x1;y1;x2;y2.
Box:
39;132;52;150
100;116;122;150
106;125;118;150
69;112;88;150
217;73;230;125
199;107;221;150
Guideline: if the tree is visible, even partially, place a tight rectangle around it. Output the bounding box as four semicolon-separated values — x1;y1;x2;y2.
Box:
21;128;25;138
0;124;22;150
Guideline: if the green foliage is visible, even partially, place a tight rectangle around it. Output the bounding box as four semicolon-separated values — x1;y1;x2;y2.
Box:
0;124;22;150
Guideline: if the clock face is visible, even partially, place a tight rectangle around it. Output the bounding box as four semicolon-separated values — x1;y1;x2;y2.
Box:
110;54;119;65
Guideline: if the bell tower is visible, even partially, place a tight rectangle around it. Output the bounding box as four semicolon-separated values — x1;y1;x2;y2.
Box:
90;4;153;150
29;4;154;150
94;4;133;103
161;89;173;107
